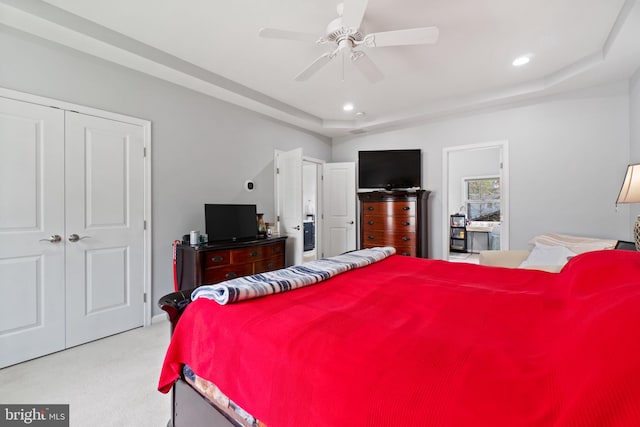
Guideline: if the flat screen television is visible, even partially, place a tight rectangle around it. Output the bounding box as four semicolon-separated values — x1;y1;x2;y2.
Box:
205;204;258;242
358;149;421;190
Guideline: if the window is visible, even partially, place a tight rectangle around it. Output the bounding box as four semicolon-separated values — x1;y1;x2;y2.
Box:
465;177;500;221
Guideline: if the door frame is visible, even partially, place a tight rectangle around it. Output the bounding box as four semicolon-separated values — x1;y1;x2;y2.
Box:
273;149;326;265
0;86;153;326
441;140;509;259
303;156;325;259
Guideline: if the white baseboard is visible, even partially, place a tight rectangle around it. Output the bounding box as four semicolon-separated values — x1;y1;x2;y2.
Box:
152;313;168;324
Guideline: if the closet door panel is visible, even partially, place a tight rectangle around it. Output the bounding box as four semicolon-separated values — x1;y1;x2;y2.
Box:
0;97;65;368
64;112;145;347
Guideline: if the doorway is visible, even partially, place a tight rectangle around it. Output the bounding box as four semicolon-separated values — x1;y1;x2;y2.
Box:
442;141;509;261
275;149;356;265
302;161;320;262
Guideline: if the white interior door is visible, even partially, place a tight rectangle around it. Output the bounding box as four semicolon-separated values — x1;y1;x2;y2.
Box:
64;112;145;347
0;97;66;368
275;149;303;266
322;162;356;257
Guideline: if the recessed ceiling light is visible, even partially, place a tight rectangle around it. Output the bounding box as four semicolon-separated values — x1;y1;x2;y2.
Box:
512;56;531;67
343;103;354;112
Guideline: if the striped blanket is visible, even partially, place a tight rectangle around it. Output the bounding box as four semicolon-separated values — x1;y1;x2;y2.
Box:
191;246;396;305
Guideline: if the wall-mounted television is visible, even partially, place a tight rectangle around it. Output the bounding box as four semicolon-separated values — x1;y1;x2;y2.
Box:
358;149;421;191
205;204;258;242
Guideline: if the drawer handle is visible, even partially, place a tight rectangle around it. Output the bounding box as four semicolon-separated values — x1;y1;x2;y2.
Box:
402;221;410;226
367;235;375;240
267;263;275;269
274;246;281;252
367;206;374;211
402;206;410;211
225;272;238;279
402;237;411;241
250;251;258;257
367;220;374;225
211;256;224;262
401;252;411;256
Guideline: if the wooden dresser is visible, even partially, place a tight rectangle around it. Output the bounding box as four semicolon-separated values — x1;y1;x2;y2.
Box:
358;190;430;258
175;236;287;290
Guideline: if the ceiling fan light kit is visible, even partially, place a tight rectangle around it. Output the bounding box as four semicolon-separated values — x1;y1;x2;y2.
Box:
259;0;439;83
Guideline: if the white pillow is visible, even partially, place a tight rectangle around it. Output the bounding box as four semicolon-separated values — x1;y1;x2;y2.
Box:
528;233;616;254
519;243;576;269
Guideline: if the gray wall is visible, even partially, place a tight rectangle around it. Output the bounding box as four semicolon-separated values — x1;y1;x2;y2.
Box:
0;26;331;313
333;84;631;258
630;74;640;222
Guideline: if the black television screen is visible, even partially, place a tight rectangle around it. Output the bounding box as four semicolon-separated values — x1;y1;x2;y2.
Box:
205;204;258;242
358;149;421;190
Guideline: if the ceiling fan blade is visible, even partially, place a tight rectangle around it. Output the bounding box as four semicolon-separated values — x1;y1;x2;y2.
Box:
342;0;369;30
365;26;439;47
351;51;383;83
294;52;335;81
258;28;321;43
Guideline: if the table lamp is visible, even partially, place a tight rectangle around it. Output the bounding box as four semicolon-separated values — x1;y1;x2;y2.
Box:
616;163;640;250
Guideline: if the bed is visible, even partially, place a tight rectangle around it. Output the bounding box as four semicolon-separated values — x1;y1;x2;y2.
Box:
158;248;640;427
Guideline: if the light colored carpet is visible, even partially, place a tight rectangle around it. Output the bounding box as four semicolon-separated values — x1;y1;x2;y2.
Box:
0;320;172;426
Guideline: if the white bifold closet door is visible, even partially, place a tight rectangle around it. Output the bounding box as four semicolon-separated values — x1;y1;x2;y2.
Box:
0;97;145;368
64;112;145;348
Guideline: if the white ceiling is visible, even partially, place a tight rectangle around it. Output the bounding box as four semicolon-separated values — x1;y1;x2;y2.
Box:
2;0;640;137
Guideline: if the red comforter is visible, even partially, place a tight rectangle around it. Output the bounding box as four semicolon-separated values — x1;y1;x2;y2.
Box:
159;250;640;426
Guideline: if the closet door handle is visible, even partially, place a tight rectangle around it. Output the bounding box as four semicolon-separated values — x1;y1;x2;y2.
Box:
40;234;62;243
68;234;90;242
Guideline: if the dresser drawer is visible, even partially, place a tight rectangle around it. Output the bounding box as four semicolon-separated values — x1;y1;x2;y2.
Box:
203;263;254;283
203;250;231;269
394;246;416;257
230;242;285;264
254;254;285;274
362;230;416;246
362;215;416;232
265;241;285;257
362;241;415;257
362;201;416;217
231;246;268;263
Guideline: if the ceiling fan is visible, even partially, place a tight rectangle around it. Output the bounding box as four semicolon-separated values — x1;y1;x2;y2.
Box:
258;0;439;83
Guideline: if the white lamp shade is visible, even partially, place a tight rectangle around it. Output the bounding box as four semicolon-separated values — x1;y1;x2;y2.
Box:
617;163;640;204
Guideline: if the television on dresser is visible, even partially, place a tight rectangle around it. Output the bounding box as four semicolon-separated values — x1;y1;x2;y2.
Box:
205;204;258;242
358;149;421;191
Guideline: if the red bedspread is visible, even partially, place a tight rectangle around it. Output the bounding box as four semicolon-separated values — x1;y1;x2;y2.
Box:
159;250;640;427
